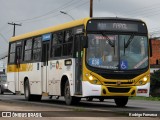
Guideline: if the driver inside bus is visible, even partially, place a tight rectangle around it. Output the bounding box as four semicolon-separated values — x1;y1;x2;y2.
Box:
101;39;119;69
102;41;114;63
87;35;100;58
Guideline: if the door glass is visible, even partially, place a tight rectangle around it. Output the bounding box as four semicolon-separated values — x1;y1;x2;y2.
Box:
42;42;49;66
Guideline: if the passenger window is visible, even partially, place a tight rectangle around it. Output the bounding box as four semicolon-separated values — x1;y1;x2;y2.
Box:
63;30;73;56
9;43;16;63
33;37;41;61
51;30;73;57
24;39;32;61
51;32;63;57
52;32;63;45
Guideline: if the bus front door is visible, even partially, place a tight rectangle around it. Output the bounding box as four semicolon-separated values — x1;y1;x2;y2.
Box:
75;35;83;95
42;41;49;93
15;45;22;92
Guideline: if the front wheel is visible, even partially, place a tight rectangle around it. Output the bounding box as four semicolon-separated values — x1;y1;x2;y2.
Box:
24;80;41;101
64;80;81;105
114;97;128;107
24;80;30;100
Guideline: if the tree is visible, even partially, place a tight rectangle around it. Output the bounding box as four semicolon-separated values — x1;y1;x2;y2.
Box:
150;70;160;97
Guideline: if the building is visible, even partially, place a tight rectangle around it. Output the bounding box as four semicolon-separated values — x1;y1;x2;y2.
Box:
150;38;160;65
150;38;160;73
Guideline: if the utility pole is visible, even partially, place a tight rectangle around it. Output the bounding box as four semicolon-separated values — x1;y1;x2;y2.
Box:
90;0;93;17
8;22;22;37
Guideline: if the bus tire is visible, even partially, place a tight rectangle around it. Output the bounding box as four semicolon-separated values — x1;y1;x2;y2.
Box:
64;80;81;105
114;97;128;107
24;80;41;101
24;80;31;101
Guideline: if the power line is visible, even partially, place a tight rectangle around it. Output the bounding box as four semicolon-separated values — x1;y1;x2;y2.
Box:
20;1;89;24
0;33;8;44
13;0;79;23
122;2;160;16
64;1;89;14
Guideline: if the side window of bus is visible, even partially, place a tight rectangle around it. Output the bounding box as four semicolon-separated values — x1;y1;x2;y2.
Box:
9;42;16;63
63;30;73;56
24;39;32;61
33;37;41;61
51;32;63;57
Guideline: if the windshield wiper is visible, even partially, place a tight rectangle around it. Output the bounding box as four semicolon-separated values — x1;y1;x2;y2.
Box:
124;35;134;48
123;35;134;55
100;32;115;47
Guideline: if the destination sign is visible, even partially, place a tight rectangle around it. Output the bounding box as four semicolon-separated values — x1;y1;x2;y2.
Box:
97;22;138;32
87;19;147;33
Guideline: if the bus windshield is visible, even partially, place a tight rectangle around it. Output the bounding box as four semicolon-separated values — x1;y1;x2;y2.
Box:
86;34;148;70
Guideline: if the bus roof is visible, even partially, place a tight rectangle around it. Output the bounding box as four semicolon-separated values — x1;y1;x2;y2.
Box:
10;17;90;42
10;17;145;42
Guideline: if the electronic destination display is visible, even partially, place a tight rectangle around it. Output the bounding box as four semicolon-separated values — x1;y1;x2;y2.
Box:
87;19;147;33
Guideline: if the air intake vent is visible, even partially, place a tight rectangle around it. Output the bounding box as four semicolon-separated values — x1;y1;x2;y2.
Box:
100;73;138;79
108;87;130;93
104;82;133;85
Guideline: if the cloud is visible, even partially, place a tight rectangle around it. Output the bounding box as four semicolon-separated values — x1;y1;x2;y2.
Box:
0;0;160;56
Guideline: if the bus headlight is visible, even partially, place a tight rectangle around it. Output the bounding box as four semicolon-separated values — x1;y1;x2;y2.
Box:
143;77;147;82
89;75;93;81
4;83;8;87
135;76;149;86
86;74;102;85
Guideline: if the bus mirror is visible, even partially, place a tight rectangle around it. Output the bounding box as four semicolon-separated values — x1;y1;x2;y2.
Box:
82;36;88;48
149;39;152;57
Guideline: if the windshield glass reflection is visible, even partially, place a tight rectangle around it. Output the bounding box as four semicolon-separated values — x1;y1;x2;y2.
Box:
86;34;148;70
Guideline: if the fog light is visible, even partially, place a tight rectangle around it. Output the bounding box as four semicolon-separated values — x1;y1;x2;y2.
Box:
103;89;106;94
93;80;98;84
131;90;135;95
139;80;143;85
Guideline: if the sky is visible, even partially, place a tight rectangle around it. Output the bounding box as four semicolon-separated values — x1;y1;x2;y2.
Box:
0;0;160;57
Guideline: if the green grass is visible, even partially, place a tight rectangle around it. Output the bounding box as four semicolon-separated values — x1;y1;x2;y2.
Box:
129;96;160;101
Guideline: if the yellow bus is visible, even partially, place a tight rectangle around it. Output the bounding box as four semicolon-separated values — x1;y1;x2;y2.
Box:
7;17;150;107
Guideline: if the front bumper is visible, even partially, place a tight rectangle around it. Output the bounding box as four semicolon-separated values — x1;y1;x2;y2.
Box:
82;81;150;97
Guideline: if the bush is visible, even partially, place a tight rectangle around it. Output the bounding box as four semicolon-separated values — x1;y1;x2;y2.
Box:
150;70;160;97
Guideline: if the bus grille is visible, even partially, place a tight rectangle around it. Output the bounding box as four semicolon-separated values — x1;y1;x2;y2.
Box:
99;73;138;79
104;82;133;85
107;87;130;93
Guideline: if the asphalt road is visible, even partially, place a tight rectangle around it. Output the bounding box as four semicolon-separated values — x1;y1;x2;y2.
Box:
0;93;159;119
